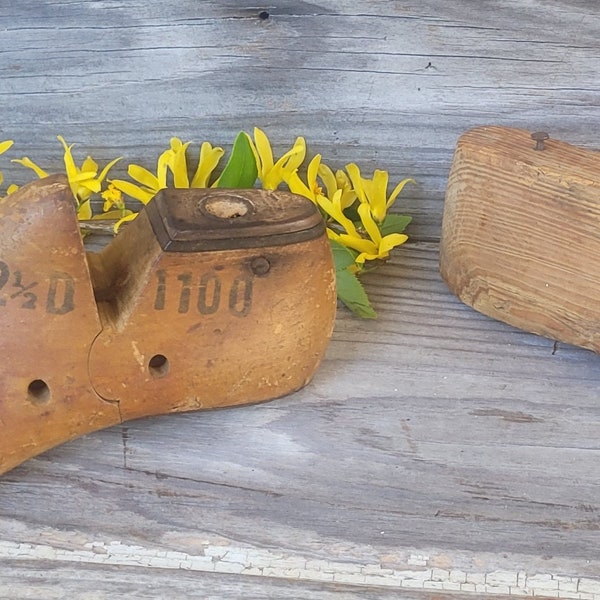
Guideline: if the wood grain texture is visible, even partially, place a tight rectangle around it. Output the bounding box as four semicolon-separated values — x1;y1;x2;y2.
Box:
0;562;510;600
3;246;600;596
2;1;600;596
0;179;336;474
0;176;121;475
2;0;600;241
441;125;600;353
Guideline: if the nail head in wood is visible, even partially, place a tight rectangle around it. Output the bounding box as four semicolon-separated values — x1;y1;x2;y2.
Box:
531;131;550;151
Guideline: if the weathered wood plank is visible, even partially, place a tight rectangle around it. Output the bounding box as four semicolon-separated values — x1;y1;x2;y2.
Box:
2;1;600;240
2;245;600;597
2;0;600;596
0;561;515;600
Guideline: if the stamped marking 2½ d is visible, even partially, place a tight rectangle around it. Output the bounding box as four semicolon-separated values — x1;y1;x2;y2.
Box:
154;269;253;317
0;260;75;314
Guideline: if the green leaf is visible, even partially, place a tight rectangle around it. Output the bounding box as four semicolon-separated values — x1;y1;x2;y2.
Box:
329;239;357;271
336;268;377;319
215;132;258;188
380;213;412;236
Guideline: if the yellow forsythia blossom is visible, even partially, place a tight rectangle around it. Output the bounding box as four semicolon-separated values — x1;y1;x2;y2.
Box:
13;136;121;219
346;163;414;223
112;137;224;205
248;127;306;190
286;154;412;268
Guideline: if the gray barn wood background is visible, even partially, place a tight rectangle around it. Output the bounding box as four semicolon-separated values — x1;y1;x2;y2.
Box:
4;0;597;239
2;2;600;598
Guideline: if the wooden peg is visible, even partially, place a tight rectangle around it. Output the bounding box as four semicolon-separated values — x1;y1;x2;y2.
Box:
0;178;336;475
440;126;600;353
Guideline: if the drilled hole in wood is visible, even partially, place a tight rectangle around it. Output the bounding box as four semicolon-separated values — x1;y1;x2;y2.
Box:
258;10;270;20
149;354;170;378
27;379;50;404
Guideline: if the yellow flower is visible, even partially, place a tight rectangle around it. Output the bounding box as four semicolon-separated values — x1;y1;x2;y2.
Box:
99;182;134;232
0;140;13;155
12;156;50;182
287;155;363;241
111;146;171;204
333;168;357;210
285;153;411;268
13;136;121;209
287;156;370;255
308;161;356;210
113;212;139;233
167;137;224;188
249;127;306;190
101;183;125;212
59;136;121;203
286;154;355;209
346;163;414;223
287;154;346;204
191;141;224;188
317;190;360;239
113;137;224;204
167;137;192;188
77;200;92;220
336;203;408;264
286;154;321;202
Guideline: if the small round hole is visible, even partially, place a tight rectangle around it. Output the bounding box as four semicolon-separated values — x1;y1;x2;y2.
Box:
149;354;169;378
258;10;270;20
28;379;50;404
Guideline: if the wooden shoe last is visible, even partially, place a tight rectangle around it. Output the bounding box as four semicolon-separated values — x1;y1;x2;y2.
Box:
0;177;336;474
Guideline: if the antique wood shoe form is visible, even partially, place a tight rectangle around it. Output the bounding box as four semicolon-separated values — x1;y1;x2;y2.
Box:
441;126;600;353
0;176;336;475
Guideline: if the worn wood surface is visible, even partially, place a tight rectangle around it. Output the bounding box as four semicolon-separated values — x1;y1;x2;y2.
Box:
0;562;525;600
2;1;600;597
441;125;600;354
0;176;122;475
0;179;336;475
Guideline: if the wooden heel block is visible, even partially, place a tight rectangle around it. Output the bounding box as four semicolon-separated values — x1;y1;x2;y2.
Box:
0;177;336;474
441;126;600;353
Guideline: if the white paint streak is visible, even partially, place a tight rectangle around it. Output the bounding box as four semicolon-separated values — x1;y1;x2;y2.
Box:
0;539;597;598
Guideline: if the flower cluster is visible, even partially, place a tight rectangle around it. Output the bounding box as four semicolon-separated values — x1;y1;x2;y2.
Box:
0;130;413;317
2;137;126;222
285;154;413;270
